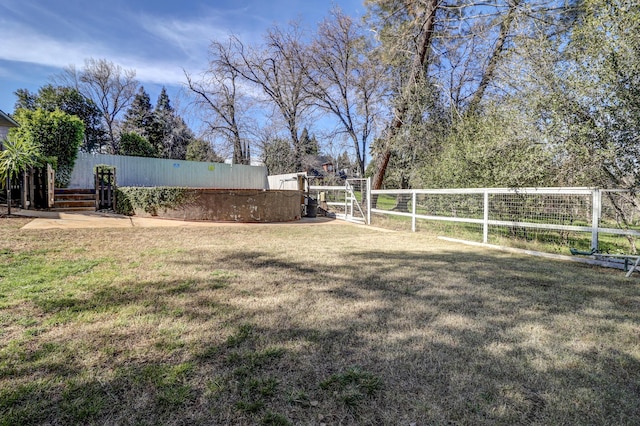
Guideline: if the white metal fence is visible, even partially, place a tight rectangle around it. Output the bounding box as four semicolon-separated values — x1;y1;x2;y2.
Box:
370;187;640;254
309;181;640;253
310;178;370;224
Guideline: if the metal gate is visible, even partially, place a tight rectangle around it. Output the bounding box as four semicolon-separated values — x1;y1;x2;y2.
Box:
310;178;370;224
95;166;116;210
344;179;368;223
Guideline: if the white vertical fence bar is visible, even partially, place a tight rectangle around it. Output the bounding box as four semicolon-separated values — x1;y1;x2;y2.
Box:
412;191;417;232
592;189;601;251
344;185;349;219
367;178;372;225
483;190;489;244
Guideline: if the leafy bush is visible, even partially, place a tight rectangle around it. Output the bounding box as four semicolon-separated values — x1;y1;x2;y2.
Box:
115;187;193;216
119;132;156;158
10;108;84;187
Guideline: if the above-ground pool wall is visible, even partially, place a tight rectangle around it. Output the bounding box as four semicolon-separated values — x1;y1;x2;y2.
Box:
134;189;303;222
69;153;269;189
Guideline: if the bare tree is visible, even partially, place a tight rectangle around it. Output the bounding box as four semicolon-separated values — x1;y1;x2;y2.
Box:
464;1;521;113
304;8;385;176
219;24;313;171
186;41;251;165
56;58;138;153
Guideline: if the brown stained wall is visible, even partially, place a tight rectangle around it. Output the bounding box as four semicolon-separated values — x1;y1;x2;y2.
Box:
134;189;303;222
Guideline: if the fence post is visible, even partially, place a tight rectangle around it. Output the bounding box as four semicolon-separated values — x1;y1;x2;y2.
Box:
367;177;371;225
591;189;601;251
412;191;417;232
94;170;99;210
483;190;489;244
344;181;349;220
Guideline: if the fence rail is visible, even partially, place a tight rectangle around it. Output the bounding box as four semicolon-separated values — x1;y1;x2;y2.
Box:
370;187;640;253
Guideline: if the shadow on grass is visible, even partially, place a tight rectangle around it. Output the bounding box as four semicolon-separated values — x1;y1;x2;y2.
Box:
1;244;639;424
167;246;640;424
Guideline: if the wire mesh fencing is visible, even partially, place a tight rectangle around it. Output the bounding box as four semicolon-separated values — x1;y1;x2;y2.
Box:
370;187;640;254
310;178;369;223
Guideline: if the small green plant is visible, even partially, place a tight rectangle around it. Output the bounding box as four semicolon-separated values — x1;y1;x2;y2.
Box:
226;324;254;347
251;347;286;367
209;270;236;289
133;363;195;407
262;411;292;425
60;380;106;423
248;377;279;397
236;399;265;413
320;367;382;411
287;389;310;407
206;377;225;397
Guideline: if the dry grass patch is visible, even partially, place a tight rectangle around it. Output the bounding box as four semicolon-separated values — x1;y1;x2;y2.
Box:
0;217;639;424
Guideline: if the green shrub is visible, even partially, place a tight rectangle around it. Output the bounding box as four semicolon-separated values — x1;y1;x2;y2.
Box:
115;187;193;216
119;132;156;158
10;108;84;187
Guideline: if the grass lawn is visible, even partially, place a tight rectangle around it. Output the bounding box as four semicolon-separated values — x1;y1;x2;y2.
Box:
0;216;639;425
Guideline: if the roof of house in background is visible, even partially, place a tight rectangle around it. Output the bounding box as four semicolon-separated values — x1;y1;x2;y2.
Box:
0;110;19;128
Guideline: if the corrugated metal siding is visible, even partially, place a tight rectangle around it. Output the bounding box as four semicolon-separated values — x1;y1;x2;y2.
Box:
69;153;269;189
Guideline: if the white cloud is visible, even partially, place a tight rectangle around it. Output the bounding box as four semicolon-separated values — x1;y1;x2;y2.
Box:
0;3;297;94
136;7;268;63
0;20;105;69
140;15;222;61
0;18;197;87
125;61;190;86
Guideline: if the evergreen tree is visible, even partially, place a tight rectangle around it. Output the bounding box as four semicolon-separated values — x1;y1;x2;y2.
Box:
156;87;173;113
149;87;193;159
299;128;319;156
162;116;194;160
119;132;156;157
299;128;320;172
336;151;354;176
262;138;294;175
122;86;153;137
186;139;223;162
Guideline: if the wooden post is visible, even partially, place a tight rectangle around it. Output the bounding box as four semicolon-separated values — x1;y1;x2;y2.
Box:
5;175;10;216
112;168;116;211
47;164;55;208
28;168;35;210
21;170;28;209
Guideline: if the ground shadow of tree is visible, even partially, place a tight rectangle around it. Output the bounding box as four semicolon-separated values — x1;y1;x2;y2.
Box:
1;243;638;425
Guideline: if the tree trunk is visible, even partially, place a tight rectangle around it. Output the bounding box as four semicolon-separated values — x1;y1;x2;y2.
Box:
467;0;520;114
371;0;440;196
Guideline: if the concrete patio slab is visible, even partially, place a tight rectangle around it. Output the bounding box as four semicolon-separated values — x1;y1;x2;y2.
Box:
12;209;346;230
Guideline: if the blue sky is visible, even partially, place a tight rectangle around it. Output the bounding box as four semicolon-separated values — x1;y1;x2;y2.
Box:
0;0;366;123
